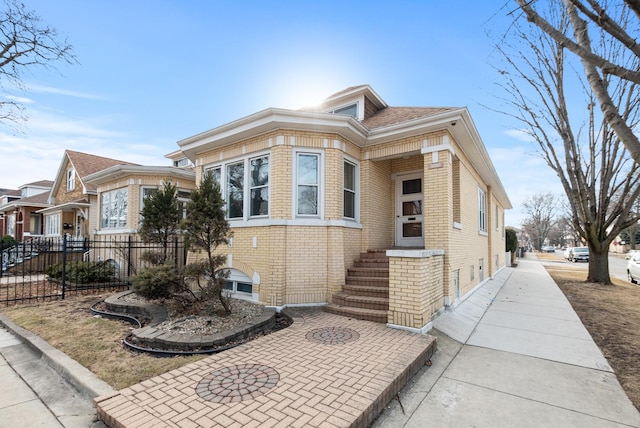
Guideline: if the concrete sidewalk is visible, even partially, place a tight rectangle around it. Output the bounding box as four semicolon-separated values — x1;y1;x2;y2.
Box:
0;326;103;428
374;255;640;427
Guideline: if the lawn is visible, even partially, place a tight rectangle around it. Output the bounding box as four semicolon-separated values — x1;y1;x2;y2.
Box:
0;292;208;390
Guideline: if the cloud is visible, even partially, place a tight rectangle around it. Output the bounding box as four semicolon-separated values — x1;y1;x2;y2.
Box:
0;107;170;189
504;128;536;142
5;95;35;104
26;83;105;100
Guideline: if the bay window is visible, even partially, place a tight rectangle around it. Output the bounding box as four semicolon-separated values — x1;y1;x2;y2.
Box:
206;154;269;221
101;188;128;229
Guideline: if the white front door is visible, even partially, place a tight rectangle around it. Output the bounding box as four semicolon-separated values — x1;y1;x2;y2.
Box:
395;172;424;247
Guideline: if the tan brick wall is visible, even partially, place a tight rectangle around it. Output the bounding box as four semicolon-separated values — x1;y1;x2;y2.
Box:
388;252;444;329
360;159;392;250
186;225;361;306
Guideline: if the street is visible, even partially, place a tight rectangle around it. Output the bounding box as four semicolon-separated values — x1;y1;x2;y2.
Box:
535;250;629;283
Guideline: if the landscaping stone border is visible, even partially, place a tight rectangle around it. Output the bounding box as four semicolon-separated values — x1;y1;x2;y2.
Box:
103;291;277;353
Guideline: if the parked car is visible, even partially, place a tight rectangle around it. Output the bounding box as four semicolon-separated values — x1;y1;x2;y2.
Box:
627;253;640;284
542;246;555;253
570;246;589;262
563;247;574;260
625;249;640;260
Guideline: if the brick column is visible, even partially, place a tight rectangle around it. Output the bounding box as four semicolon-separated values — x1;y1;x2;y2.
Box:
387;249;445;332
421;142;453;301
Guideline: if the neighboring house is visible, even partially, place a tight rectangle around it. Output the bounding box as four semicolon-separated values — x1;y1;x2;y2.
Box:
39;150;196;240
38;150;138;240
177;84;512;331
0;181;53;240
83;164;196;237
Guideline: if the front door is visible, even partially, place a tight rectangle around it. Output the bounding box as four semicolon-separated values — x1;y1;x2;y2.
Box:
395;172;424;247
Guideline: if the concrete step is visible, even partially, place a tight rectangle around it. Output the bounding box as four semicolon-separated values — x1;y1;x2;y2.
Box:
323;304;388;323
342;284;389;298
347;267;389;278
332;292;389;310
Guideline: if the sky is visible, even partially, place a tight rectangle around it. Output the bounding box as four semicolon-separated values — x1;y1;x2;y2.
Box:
0;0;563;227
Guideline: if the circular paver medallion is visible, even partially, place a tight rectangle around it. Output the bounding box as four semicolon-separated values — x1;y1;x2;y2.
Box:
305;326;360;345
196;364;279;403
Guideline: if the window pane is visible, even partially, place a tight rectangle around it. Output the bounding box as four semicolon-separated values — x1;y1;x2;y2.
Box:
298;186;318;215
237;282;252;293
250;188;269;216
333;104;357;118
344;190;355;218
344;162;355;190
250;156;269;186
402;179;421;195
206;167;221;185
223;281;233;290
250;156;269;216
403;222;422;238
402;200;422;215
227;162;244;218
298;154;318;185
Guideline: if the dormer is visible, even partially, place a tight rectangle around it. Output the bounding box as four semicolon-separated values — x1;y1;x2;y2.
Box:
304;84;388;122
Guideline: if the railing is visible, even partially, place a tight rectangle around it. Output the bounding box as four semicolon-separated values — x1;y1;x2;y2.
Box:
0;235;187;306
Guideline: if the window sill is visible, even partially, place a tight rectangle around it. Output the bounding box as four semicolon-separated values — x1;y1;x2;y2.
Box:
229;218;363;229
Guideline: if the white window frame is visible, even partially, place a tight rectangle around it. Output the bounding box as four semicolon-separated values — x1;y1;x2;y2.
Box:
100;188;128;230
222;269;256;301
343;157;359;221
478;188;487;233
6;213;15;237
294;149;324;219
66;168;75;191
204;151;270;222
45;212;61;236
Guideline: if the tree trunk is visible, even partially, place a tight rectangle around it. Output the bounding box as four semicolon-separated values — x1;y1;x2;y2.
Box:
587;246;611;284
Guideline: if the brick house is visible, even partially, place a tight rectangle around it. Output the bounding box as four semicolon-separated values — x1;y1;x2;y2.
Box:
177;84;511;331
39;150;195;240
38;150;137;240
0;180;53;240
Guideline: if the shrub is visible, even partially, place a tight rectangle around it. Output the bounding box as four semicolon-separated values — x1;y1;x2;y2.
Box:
45;260;116;283
132;263;180;299
506;228;518;253
1;235;17;247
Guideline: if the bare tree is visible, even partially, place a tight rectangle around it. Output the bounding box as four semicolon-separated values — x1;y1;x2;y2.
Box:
494;3;640;283
514;0;640;165
0;0;76;124
522;193;559;251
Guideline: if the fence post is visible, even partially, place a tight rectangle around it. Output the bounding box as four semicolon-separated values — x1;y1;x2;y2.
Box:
127;235;132;277
61;234;67;300
0;241;4;279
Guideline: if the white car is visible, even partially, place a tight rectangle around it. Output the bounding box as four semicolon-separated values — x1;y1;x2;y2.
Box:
627;253;640;284
625;249;640;260
570;247;589;262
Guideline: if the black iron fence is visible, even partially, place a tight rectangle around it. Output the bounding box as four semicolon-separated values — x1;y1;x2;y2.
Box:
0;235;187;306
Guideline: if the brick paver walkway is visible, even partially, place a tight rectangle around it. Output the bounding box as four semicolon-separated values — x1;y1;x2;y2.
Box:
95;308;436;428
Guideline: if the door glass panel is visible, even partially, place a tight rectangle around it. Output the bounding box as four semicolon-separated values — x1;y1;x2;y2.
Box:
402;178;421;195
403;222;422;238
402;200;422;216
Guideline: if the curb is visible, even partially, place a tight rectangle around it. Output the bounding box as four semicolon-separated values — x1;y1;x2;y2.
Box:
0;312;115;400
